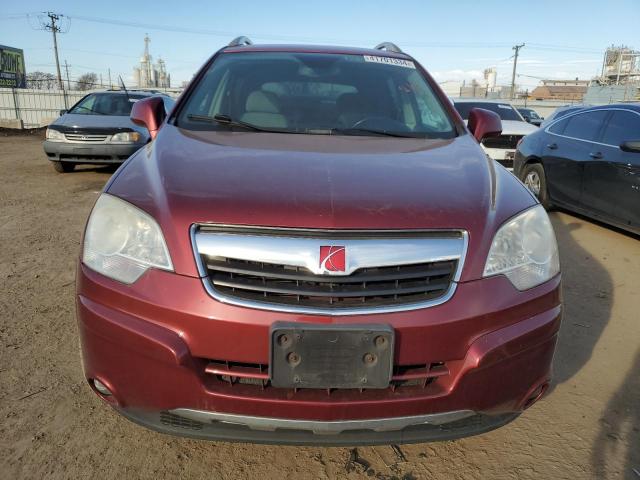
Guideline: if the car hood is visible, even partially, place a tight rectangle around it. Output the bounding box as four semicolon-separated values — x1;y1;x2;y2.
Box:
463;119;538;136
498;120;538;135
53;113;147;134
107;124;536;278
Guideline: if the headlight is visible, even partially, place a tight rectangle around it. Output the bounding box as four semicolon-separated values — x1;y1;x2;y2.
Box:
83;194;173;284
483;205;559;290
111;132;142;143
46;128;64;141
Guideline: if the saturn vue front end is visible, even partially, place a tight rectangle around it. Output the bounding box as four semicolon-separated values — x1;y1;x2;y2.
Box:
76;40;561;445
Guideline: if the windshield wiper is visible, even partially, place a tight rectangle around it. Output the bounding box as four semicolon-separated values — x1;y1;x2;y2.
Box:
331;127;419;138
187;114;279;133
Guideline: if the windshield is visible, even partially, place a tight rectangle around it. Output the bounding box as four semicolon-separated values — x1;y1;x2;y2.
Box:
454;101;523;121
69;93;147;116
520;109;540;119
177;52;455;138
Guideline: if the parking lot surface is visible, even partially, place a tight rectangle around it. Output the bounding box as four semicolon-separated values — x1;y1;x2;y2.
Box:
1;134;638;479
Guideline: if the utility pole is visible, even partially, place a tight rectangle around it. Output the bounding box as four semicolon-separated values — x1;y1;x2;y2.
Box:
64;60;71;91
510;43;525;100
43;12;65;90
108;68;112;89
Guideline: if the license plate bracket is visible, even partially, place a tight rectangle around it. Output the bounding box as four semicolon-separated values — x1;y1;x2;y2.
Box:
270;322;394;389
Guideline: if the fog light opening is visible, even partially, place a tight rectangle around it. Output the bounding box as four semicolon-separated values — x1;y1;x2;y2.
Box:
92;378;112;397
523;382;549;410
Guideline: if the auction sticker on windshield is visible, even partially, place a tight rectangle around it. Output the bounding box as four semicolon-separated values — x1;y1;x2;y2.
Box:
363;55;415;68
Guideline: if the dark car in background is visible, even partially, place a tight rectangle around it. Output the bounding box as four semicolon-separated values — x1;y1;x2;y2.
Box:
517;108;543;126
515;103;640;235
539;104;590;129
44;90;175;173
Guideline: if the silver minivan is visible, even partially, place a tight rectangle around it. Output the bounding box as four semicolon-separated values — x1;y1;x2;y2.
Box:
44;90;174;173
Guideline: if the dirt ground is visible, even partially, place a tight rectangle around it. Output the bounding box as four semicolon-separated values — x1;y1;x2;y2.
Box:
1;134;638;480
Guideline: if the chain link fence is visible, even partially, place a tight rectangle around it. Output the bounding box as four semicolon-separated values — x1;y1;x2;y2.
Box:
0;80;181;128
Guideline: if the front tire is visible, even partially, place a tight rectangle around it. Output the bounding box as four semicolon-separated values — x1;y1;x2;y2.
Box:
521;163;552;209
52;161;75;173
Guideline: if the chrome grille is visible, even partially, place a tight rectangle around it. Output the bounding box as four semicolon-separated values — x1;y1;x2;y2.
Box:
205;257;456;309
64;133;108;142
192;226;467;315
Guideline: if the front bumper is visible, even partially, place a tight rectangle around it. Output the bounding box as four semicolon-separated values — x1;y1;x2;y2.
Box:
77;264;561;445
120;408;519;446
482;146;515;169
43;140;144;164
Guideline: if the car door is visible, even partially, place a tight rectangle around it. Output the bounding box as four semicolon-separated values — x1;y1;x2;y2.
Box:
542;110;609;208
582;109;640;228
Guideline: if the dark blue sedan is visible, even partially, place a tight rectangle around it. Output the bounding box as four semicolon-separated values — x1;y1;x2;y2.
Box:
514;103;640;235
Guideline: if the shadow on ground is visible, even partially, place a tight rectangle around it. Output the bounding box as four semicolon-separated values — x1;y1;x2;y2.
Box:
69;164;120;175
591;348;640;479
551;213;639;478
549;214;613;387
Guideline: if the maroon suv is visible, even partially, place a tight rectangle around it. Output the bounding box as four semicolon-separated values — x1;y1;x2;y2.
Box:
77;38;561;445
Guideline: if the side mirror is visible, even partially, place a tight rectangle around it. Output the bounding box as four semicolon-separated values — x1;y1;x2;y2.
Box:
620;140;640;153
130;97;166;140
524;117;531;123
59;109;67;116
468;108;502;142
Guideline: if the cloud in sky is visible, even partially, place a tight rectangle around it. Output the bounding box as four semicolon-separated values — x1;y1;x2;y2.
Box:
432;57;604;89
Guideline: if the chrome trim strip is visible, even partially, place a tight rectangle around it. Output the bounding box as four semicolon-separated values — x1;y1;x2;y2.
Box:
195;232;465;277
190;224;468;316
171;408;476;435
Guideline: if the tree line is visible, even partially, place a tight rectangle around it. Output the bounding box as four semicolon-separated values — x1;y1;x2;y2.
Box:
25;71;100;90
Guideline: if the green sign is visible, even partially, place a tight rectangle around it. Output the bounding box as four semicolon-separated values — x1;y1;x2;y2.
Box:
0;45;26;88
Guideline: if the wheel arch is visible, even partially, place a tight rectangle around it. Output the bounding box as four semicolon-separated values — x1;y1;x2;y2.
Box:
518;154;544;179
520;157;553;209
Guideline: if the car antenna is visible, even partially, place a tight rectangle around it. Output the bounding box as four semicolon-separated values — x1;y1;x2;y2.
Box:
118;75;130;103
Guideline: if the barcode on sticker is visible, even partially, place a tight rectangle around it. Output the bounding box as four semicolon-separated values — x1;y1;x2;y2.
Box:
363;55;415;68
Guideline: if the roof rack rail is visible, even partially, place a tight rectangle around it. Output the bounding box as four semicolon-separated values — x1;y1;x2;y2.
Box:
228;36;253;47
374;42;403;54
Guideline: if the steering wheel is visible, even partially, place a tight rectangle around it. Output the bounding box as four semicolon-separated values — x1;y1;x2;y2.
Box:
350;116;411;132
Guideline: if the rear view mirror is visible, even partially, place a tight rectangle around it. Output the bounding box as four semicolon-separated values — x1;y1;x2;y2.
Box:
468;108;502;142
620;140;640;153
130;96;166;140
59;109;67;116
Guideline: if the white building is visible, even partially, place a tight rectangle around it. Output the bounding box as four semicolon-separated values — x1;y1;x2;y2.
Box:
133;35;171;88
483;68;497;92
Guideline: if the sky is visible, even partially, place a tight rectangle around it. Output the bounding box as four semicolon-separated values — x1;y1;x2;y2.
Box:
1;0;639;90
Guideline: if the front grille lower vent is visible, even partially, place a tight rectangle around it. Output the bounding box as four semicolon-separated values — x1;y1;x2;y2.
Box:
482;134;523;149
160;411;203;430
202;257;456;309
204;359;450;394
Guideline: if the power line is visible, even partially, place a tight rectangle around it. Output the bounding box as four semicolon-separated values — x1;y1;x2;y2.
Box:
5;12;611;55
527;43;602;54
3;11;615;54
